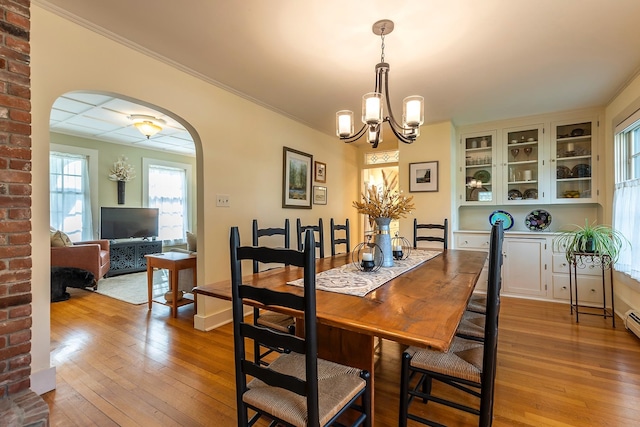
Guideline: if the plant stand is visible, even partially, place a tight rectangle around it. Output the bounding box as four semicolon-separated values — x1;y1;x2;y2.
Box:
568;252;615;327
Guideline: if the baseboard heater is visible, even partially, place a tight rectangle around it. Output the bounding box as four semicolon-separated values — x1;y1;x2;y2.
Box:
624;310;640;339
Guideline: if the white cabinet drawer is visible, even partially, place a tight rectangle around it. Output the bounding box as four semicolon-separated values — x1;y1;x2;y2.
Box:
456;234;491;249
553;254;603;277
552;274;604;305
552;254;570;273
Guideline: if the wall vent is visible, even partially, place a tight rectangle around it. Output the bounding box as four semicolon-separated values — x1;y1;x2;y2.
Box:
624;310;640;339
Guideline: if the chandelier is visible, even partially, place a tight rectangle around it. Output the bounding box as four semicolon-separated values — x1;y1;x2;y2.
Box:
128;114;166;139
336;19;424;149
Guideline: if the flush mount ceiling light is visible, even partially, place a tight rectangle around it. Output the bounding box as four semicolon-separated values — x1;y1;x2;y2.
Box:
128;114;166;139
336;19;424;149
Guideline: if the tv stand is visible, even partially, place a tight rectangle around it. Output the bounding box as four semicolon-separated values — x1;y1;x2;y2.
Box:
107;240;162;277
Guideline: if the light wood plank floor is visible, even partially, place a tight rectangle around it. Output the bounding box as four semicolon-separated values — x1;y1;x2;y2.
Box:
43;288;640;426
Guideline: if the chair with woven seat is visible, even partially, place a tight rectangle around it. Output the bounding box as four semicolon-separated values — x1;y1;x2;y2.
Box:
252;219;295;365
399;221;504;427
330;218;351;256
297;218;325;258
230;226;371;427
413;218;448;249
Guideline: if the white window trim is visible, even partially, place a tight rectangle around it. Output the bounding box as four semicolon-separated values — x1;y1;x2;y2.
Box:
50;144;100;239
142;157;193;239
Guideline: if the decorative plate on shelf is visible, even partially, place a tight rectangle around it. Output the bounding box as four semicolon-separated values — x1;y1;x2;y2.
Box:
556;165;572;179
473;169;491;183
525;209;552;231
523;188;538;200
489;210;514;230
572;164;591;178
507;189;522;200
468;187;488;201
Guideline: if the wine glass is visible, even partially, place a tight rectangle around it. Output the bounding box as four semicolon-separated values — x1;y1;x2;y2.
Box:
510;148;520;160
524;147;533;158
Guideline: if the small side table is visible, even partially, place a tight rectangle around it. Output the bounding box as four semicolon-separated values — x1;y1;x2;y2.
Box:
145;252;196;318
568;252;615;327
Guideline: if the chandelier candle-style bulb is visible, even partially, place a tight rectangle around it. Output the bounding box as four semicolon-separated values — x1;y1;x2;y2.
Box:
368;125;381;145
336;110;354;137
363;92;383;125
403;96;424;127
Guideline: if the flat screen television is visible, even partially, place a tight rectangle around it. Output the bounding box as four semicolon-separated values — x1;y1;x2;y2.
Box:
100;207;159;240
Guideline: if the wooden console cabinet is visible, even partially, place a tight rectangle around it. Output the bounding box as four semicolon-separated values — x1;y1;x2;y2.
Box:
107;240;162;277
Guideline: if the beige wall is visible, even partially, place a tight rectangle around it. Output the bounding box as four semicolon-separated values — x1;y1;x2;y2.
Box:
31;6;359;393
604;72;640;314
398;121;455;240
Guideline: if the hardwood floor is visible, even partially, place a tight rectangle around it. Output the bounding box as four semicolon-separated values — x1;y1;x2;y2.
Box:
44;288;640;426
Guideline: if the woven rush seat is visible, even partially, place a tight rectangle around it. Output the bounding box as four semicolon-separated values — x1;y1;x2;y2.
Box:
467;294;487;314
255;312;295;333
244;352;367;426
456;310;486;341
405;337;484;384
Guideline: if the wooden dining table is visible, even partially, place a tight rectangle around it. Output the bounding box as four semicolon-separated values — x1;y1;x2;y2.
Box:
194;249;487;419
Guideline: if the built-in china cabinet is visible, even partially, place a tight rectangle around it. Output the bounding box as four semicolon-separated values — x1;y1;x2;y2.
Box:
454;109;605;305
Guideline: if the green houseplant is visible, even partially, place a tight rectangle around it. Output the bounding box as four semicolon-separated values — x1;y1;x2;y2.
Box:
555;219;629;266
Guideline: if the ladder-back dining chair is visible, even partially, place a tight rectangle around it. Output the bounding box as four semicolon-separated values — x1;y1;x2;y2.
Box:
230;226;372;427
399;221;504;427
413;218;448;249
330;218;351;256
296;218;325;258
252;219;295;365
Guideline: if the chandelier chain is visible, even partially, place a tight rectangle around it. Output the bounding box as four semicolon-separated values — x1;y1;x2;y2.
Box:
380;32;386;63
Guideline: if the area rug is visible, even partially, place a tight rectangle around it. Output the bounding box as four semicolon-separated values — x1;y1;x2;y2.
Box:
95;270;169;305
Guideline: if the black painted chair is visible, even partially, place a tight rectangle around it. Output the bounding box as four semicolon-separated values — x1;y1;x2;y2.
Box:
399;221;504;427
296;218;325;258
230;226;372;427
251;219;295;365
413;218;448;250
330;218;351;256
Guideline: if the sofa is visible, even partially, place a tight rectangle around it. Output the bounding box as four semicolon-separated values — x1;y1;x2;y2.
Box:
50;229;110;285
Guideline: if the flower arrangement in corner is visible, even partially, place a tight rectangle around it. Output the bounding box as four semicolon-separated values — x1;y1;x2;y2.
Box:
108;156;136;182
352;171;415;223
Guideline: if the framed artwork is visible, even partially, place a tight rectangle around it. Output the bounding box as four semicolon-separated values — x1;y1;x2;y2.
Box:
282;147;313;209
313;185;327;205
409;161;439;192
314;161;326;183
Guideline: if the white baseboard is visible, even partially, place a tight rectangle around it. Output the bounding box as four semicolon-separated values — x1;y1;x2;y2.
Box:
193;306;252;331
30;366;56;395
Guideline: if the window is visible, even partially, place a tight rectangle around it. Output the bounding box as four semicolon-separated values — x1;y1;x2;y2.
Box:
613;110;640;281
143;158;192;242
50;150;95;241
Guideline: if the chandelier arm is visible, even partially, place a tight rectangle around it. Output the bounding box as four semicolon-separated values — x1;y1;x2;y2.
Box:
387;119;415;144
340;123;368;143
381;67;405;130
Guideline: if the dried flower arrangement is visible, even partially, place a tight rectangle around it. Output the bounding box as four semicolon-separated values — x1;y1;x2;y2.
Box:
108;156;136;182
353;170;415;220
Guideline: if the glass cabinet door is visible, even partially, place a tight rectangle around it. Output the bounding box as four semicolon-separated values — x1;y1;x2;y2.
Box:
461;131;496;204
502;125;544;204
552;120;596;202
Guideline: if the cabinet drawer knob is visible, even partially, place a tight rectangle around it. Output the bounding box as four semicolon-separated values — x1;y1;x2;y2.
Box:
590;289;596;293
561;286;567;290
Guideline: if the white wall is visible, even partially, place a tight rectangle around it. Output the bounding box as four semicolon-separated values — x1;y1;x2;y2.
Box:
31;6;359;393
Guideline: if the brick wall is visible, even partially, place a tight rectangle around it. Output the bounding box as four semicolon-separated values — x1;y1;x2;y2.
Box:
0;0;33;400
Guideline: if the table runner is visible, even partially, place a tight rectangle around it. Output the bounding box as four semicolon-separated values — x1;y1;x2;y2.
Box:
287;249;441;297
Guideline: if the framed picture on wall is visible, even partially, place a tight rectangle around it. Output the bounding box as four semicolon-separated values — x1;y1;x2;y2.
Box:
409;161;439;192
283;147;313;209
313;185;327;205
314;161;326;183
